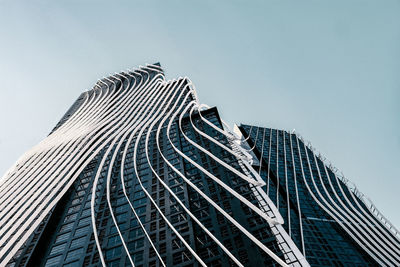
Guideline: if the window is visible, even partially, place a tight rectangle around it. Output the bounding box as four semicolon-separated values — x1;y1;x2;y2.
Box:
81;209;90;217
78;217;91;227
128;238;144;250
132;251;143;262
68;205;81;214
108;259;120;267
63;261;79;267
134;191;145;199
135;206;146;215
133;198;147;208
159;243;166;254
45;255;62;266
106;246;122;259
55;232;71;244
74;226;90;237
49;243;67;255
116;204;128;213
65;248;84;261
129;228;142;239
173;250;191;265
107;235;121;247
71;236;87;248
64;214;77;223
60;223;74;233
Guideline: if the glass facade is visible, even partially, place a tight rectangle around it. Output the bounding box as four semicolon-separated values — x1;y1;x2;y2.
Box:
237;124;400;266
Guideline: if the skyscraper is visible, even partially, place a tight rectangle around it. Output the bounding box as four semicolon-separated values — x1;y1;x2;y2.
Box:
0;63;306;267
0;63;398;267
235;124;400;266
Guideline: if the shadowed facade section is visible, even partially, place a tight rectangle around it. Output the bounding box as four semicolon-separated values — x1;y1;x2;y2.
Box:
237;124;400;266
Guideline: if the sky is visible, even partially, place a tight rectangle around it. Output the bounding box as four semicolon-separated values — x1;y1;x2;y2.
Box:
0;0;399;227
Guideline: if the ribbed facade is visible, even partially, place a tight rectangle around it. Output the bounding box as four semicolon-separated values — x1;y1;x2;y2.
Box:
236;124;400;266
0;64;310;267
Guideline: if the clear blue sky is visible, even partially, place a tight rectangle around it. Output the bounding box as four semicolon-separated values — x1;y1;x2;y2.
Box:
0;0;399;227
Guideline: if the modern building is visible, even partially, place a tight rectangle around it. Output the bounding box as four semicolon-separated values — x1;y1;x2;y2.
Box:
235;124;400;266
0;63;398;267
0;64;306;267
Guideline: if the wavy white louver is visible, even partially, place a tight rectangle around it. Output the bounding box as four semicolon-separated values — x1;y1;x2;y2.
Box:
0;65;158;265
294;131;400;243
297;132;400;244
294;132;400;266
0;64;310;267
238;125;400;266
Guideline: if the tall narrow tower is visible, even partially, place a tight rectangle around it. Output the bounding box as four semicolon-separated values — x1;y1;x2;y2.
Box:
236;124;400;266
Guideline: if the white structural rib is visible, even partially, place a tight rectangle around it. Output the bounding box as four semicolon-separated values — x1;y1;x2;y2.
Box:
117;74;176;267
233;126;309;266
89;68;162;265
170;101;288;266
146;80;243;265
295;136;397;266
153;106;245;267
289;133;305;257
132;89;207;267
258;128;266;174
145;81;244;266
282;131;291;237
188;106;264;187
102;74;166;267
179;103;278;225
91;69;165;266
266;128;272;195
